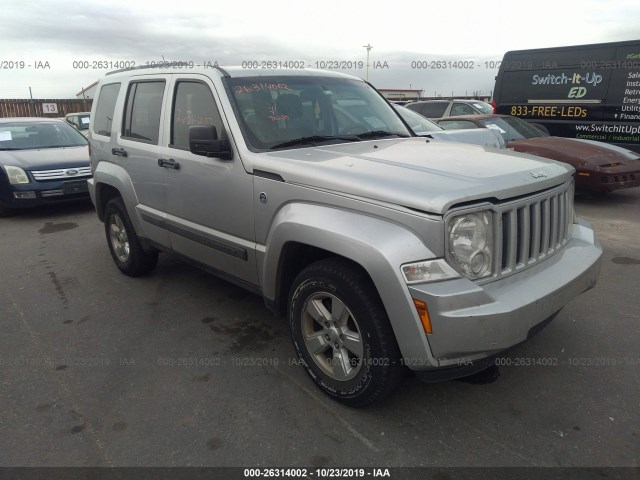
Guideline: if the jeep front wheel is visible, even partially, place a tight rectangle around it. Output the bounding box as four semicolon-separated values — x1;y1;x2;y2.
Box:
288;258;403;407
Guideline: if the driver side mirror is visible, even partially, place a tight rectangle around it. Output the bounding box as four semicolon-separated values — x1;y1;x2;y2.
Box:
189;126;233;160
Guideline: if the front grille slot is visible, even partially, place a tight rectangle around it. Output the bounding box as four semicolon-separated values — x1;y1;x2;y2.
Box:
517;206;529;267
41;190;64;197
601;174;636;184
31;167;92;181
529;202;540;261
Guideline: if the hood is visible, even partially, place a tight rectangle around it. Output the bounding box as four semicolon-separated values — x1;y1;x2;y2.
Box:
0;146;89;169
509;136;640;167
419;128;506;149
253;138;572;215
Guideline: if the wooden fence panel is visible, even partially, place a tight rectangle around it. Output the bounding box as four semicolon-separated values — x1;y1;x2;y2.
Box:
0;99;93;118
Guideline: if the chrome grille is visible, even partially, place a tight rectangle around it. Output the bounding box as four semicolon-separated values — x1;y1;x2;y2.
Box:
494;180;574;279
31;167;92;181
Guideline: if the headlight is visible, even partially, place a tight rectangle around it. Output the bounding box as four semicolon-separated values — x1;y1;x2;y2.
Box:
447;211;494;280
4;166;30;184
401;259;460;284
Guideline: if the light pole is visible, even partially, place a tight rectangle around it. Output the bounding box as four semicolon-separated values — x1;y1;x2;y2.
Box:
363;44;373;81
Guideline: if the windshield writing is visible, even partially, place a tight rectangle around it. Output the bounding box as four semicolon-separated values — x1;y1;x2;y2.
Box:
227;76;410;150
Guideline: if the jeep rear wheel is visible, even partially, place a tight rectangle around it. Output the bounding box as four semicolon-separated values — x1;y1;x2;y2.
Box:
104;197;158;277
288;258;403;407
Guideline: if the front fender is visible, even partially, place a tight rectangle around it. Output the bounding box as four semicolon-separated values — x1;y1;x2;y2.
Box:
261;202;442;366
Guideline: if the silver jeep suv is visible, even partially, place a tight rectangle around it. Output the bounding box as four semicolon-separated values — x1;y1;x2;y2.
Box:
88;66;602;406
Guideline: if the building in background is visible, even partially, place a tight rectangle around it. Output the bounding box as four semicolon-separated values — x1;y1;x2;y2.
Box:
378;88;424;102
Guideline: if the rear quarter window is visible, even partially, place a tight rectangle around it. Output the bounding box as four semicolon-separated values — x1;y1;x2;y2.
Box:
93;83;121;137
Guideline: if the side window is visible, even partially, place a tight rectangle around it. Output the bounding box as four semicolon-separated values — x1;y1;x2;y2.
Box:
171;81;223;149
450;103;477;116
93;83;121;137
122;81;165;144
419;102;448;118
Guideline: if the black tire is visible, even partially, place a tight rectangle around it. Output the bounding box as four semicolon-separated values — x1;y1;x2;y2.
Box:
104;197;158;277
0;201;14;218
288;258;403;407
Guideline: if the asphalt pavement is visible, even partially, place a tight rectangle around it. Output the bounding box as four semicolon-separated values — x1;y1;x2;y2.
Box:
0;188;638;469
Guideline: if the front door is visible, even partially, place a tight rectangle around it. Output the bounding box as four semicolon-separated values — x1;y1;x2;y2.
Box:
160;76;257;286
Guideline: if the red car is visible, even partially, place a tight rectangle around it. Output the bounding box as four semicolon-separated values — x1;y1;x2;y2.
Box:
436;114;640;193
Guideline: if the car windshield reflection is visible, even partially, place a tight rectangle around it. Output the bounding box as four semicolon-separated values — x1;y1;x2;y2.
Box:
0;122;88;150
479;116;548;142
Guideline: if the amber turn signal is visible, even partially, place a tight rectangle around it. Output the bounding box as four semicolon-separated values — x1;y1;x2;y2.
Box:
413;299;432;334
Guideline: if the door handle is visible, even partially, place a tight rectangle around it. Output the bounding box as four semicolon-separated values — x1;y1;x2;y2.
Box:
158;158;180;170
112;147;128;157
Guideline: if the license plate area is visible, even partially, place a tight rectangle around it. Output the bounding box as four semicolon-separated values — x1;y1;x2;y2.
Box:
63;180;88;194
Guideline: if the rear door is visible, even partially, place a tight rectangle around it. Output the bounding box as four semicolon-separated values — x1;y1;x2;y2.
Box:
118;75;171;247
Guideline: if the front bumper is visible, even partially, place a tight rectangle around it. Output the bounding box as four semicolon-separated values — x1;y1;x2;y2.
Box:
407;219;602;370
575;168;640;192
0;177;91;209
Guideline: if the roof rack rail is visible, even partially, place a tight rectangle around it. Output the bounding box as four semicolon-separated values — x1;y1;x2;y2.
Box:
106;61;228;76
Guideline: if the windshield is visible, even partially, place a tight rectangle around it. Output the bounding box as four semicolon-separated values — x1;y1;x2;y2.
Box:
0;121;88;150
478;116;547;142
226;75;411;150
394;105;442;133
